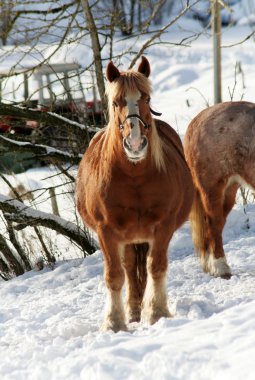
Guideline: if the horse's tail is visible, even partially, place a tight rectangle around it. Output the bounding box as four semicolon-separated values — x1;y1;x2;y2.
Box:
134;243;149;297
189;188;208;261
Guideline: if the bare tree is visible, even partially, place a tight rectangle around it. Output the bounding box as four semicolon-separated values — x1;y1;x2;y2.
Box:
0;0;14;45
80;0;107;119
0;0;212;280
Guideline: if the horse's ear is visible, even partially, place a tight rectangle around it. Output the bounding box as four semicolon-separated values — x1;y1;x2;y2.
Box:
137;56;150;78
106;61;120;82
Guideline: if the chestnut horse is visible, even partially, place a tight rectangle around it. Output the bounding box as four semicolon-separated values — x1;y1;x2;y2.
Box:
76;56;193;332
184;101;255;279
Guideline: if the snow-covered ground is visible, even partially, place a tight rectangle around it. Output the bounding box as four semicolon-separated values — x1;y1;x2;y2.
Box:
1;8;255;380
1;205;255;380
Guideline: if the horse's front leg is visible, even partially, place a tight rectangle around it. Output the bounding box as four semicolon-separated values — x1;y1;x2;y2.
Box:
141;234;172;325
98;229;127;332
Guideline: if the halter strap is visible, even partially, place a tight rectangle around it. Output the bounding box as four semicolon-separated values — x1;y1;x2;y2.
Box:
119;113;149;130
150;107;162;117
118;109;162;130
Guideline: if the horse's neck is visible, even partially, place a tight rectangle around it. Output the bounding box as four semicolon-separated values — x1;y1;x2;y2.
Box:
112;147;153;178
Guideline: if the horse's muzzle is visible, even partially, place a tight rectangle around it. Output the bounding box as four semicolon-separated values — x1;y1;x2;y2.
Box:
123;136;148;161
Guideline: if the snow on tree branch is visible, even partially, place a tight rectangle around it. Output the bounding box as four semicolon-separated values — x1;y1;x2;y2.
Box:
0;134;82;165
0;103;98;133
0;194;97;256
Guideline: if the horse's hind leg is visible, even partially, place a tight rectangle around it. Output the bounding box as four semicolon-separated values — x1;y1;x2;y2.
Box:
223;182;239;219
98;230;127;332
123;244;147;323
199;182;236;279
141;234;172;325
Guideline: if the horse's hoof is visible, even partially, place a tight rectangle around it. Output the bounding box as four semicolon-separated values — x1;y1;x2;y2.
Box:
101;319;128;333
141;307;172;325
128;315;141;323
127;309;141;323
220;273;232;280
204;256;232;279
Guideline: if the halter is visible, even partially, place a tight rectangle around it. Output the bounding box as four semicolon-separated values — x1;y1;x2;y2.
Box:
119;108;162;130
150;108;162;117
119;114;148;130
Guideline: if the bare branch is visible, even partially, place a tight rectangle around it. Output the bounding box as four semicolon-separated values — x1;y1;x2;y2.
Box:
0;233;24;276
222;31;255;48
13;1;77;16
128;0;200;69
4;216;32;271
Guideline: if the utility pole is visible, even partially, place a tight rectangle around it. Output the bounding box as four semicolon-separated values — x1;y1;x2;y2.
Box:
212;0;222;104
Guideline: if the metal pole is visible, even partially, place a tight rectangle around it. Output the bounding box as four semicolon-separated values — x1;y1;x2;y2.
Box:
212;0;222;104
24;73;29;101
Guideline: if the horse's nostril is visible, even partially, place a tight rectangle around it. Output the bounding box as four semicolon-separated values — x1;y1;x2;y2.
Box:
140;136;148;149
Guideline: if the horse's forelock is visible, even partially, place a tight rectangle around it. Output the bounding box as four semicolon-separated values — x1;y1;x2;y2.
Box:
106;71;152;102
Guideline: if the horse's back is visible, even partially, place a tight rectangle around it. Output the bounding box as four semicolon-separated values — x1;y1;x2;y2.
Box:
185;101;255;148
184;101;255;182
189;99;254;127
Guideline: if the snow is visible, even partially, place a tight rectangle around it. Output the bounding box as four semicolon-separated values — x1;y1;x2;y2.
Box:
1;6;255;380
1;206;255;380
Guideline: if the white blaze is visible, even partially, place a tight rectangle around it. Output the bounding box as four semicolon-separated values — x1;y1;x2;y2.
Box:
125;92;141;143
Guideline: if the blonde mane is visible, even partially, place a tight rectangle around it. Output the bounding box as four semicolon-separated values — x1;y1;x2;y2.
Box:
150;119;167;172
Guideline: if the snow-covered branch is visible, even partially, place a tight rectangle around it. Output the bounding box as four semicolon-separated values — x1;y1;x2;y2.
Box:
0;195;97;256
0;135;82;165
0;103;98;133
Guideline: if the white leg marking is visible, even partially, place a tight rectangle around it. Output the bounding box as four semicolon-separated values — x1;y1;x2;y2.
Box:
202;254;231;278
101;289;127;332
141;272;171;325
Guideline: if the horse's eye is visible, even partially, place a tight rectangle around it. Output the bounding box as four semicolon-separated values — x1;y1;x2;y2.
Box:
145;97;150;104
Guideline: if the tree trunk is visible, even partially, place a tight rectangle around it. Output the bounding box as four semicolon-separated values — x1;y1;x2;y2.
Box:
129;0;136;35
80;0;107;122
